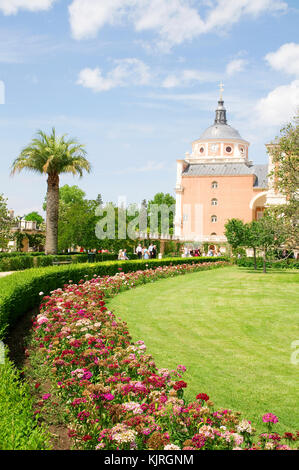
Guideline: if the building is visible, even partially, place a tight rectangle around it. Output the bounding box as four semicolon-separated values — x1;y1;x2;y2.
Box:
174;88;285;250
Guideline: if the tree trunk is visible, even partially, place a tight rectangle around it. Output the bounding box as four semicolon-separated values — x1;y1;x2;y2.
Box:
263;247;267;274
253;247;257;270
45;173;59;255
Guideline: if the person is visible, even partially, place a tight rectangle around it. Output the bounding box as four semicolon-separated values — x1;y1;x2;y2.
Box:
152;245;157;259
123;249;129;260
136;244;142;259
118;249;123;260
148;243;154;259
183;246;189;258
143;248;150;260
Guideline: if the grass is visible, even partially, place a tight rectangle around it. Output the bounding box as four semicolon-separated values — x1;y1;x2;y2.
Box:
107;266;299;435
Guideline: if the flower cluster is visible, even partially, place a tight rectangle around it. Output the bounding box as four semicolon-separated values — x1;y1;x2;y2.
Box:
29;263;298;451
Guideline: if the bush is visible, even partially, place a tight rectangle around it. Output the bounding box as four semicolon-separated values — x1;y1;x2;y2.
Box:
0;350;49;450
0;252;139;272
235;257;299;269
0;256;34;272
0;257;229;337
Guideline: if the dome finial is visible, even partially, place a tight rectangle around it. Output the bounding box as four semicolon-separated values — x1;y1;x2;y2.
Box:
215;83;227;125
219;81;224;101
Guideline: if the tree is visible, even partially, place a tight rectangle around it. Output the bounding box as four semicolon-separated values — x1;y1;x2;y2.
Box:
148;193;176;235
224;219;246;252
256;212;288;273
244;221;261;270
25;211;44;227
269;114;299;248
11;128;91;254
0;194;13;250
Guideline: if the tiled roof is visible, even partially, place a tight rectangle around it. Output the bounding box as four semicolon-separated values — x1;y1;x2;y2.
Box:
182;162;269;188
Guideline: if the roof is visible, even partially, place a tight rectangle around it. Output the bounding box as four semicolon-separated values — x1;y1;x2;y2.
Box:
182;162;269;188
252;164;269;188
200;123;243;141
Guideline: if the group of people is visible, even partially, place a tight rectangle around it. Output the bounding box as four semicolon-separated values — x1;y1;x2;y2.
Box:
183;247;222;258
118;249;129;260
136;243;158;260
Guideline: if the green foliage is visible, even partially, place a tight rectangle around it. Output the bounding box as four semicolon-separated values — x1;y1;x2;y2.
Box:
235;257;299;269
0;350;50;450
148;192;176;235
0;257;228;336
0;255;34;272
224;218;246;249
0;194;13;250
268;115;299;248
24;211;44;226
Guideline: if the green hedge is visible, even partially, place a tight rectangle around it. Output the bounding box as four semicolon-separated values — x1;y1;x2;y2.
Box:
0;252;139;272
0;257;228;337
236;257;299;269
0;350;50;450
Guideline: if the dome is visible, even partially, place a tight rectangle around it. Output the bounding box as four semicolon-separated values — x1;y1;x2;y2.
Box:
200;123;243;141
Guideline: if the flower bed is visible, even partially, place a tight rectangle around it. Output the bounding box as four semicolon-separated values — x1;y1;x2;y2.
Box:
28;262;298;450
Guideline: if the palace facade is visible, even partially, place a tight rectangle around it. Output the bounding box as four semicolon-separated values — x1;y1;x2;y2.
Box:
174;92;285;247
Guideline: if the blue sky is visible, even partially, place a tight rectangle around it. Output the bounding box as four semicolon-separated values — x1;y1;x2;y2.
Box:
0;0;298;216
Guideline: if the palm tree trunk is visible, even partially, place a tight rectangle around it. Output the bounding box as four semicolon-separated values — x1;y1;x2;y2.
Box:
45;173;59;255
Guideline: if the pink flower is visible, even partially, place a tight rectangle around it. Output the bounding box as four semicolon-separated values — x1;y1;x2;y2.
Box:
103;393;115;401
42;393;51;400
262;413;279;424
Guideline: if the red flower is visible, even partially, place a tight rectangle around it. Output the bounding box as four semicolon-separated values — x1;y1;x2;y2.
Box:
82;435;93;442
196;393;210;402
35;383;41;389
173;381;187;391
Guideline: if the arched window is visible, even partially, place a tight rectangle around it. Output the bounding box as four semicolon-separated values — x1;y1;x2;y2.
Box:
211;232;217;236
211;215;217;223
212;181;218;189
211;198;218;206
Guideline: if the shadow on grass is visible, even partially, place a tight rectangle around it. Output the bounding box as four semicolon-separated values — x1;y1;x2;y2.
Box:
6;308;38;369
238;267;299;275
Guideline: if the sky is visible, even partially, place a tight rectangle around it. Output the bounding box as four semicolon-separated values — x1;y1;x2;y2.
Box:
0;0;298;216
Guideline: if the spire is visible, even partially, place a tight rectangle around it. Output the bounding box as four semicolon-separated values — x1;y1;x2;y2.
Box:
214;82;227;125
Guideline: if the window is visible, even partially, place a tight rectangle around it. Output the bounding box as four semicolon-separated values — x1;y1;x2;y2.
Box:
200;146;205;153
211;215;217;223
226;146;232;153
211;198;218;206
212;181;218;189
211;232;217;236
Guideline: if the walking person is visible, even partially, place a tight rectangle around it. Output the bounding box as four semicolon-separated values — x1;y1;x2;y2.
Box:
136;243;142;259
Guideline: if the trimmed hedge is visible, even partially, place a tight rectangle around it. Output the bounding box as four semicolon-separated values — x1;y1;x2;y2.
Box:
0;252;139;272
0;257;229;337
236;257;299;269
0;350;50;450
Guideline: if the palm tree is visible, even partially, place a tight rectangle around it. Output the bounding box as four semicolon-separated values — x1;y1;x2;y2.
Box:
11;128;91;255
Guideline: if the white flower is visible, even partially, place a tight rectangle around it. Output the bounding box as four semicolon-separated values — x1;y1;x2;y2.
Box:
164;444;181;450
39;292;44;296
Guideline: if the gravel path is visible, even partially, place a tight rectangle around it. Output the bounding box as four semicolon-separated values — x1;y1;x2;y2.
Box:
0;271;14;278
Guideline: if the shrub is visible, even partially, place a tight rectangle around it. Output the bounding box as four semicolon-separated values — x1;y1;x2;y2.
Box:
235;257;299;269
0;256;34;272
0;350;49;450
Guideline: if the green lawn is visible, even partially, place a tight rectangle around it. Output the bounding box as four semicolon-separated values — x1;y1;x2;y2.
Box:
107;266;299;434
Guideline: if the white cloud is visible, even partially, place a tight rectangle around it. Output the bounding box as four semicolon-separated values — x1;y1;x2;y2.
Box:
77;58;151;92
0;0;56;15
265;43;299;76
226;58;247;76
162;69;219;88
256;80;299;126
69;0;287;49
